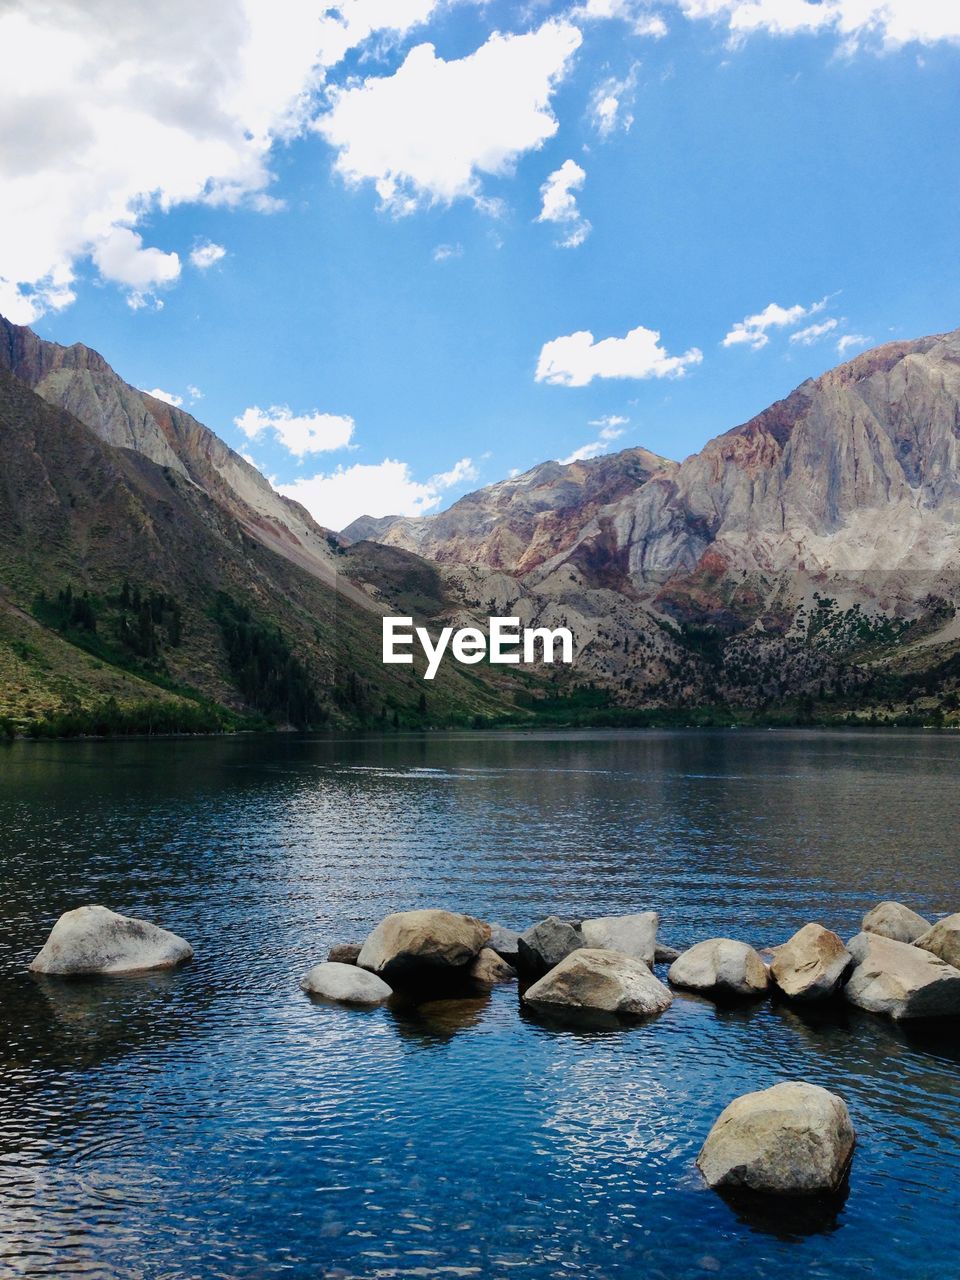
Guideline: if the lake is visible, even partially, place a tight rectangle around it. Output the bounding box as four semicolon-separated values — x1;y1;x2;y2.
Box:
0;729;958;1279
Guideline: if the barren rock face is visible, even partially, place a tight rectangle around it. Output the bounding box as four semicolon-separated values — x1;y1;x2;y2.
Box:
913;913;960;970
668;938;768;998
862;901;932;944
522;948;673;1018
769;924;852;1001
301;962;392;1006
29;905;193;976
357;910;491;981
697;1082;855;1196
844;931;960;1019
580;912;659;968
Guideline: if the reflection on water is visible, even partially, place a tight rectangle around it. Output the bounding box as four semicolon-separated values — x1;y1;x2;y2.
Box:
0;729;959;1278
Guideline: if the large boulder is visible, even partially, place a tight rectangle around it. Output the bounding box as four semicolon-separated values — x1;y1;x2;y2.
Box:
301;961;392;1005
914;913;960;969
516;916;584;977
580;912;658;968
357;909;490;982
522;948;673;1018
697;1082;855;1196
469;948;516;984
844;931;960;1020
668;939;768;998
769;924;852;1001
486;924;521;965
29;905;193;976
862;901;931;944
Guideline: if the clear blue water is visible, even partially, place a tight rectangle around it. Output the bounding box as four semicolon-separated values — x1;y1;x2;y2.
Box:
0;729;958;1279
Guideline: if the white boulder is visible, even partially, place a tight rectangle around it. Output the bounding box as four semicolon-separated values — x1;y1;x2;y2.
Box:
668;938;769;998
769;924;852;1001
301;961;392;1005
844;931;960;1020
914;913;960;969
580;912;659;968
357;909;490;980
522;948;672;1018
862;901;931;944
29;905;193;976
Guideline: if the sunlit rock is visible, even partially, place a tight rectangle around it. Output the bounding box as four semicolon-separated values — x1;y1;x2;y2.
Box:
580;912;659;968
357;909;490;982
769;924;852;1001
29;904;193;976
469;947;516;984
668;938;769;998
697;1082;855;1196
301;961;392;1006
522;947;672;1018
845;931;960;1019
862;901;931;944
914;913;960;969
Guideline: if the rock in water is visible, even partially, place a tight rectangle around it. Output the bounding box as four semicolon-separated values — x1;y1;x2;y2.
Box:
580;912;659;968
697;1082;855;1196
327;942;362;965
301;962;392;1005
914;913;960;969
486;924;521;965
470;948;517;984
522;948;673;1018
655;943;682;965
516;917;584;977
769;924;852;1001
862;901;931;944
29;905;193;976
668;939;769;998
844;931;960;1019
357;910;490;982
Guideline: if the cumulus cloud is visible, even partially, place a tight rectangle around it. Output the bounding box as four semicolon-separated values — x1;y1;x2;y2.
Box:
279;455;476;530
190;241;227;270
143;387;183;407
537;159;591;247
575;0;668;37
837;332;871;355
536;325;702;386
789;318;839;345
0;0;440;320
235;404;356;457
675;0;960;49
315;20;583;214
722;298;827;350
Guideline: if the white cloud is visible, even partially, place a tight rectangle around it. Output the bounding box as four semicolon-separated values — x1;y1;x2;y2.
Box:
315;21;583;213
675;0;960;49
0;0;440;319
536;325;702;386
92;227;180;291
589;63;641;137
537;159;591;248
575;0;669;37
187;384;204;401
190;241;227;270
279;455;475;530
589;413;630;428
789;317;839;345
143;387;183;406
234;404;356;457
432;242;464;262
560;417;628;463
722;297;826;350
837;332;871;355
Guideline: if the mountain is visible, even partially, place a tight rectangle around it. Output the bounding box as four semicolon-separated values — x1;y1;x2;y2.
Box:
350;329;960;726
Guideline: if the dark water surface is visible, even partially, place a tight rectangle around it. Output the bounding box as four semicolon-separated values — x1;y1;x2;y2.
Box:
0;729;958;1279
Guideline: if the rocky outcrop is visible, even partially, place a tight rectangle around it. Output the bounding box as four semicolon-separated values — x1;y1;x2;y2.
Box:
914;913;960;969
29;905;193;976
697;1082;855;1196
862;901;931;944
327;942;362;965
522;948;673;1018
769;924;852;1001
469;948;517;984
301;961;392;1005
357;910;490;982
668;939;768;998
580;912;658;968
844;931;960;1019
516;917;584;977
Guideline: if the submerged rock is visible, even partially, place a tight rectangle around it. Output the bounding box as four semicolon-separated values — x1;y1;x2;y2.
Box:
486;924;521;965
914;913;960;969
844;931;960;1020
580;912;659;968
357;910;490;982
29;905;193;977
301;961;392;1005
769;924;852;1001
469;947;516;984
327;942;362;965
516;916;584;977
697;1082;855;1196
522;948;672;1019
668;939;768;998
862;901;931;944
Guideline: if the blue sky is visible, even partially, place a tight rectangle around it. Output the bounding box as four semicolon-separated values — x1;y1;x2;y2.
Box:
3;0;960;529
